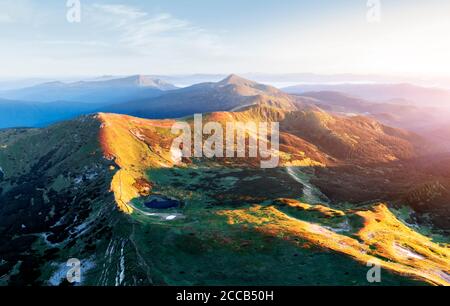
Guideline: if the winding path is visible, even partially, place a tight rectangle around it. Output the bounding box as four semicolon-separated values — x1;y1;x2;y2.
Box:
286;166;328;204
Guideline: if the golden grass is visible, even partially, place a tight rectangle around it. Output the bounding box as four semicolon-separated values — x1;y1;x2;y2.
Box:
97;113;449;285
219;202;450;286
97;112;324;213
98;113;176;213
275;198;345;217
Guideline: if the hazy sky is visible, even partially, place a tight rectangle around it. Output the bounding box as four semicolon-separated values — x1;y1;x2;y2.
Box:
1;0;450;77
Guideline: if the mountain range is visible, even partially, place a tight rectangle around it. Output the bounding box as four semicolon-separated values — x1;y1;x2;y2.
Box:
0;98;102;128
0;75;177;128
295;91;450;151
0;74;449;286
104;74;303;118
0;75;176;104
284;83;450;107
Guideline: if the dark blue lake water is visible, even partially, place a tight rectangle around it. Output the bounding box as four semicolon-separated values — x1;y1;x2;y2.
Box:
144;196;180;209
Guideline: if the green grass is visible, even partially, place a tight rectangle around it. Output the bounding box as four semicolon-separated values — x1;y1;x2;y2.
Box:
126;163;427;285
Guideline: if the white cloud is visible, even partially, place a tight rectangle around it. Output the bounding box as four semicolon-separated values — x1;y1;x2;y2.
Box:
87;3;225;57
93;4;148;19
122;13;191;45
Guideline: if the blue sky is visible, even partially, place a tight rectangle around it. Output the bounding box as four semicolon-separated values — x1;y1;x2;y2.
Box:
1;0;449;77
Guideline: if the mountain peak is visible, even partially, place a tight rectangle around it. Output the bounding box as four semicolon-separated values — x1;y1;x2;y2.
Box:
218;74;255;86
216;74;286;99
115;75;177;90
127;75;156;86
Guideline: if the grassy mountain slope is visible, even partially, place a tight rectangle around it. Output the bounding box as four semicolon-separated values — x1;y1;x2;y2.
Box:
0;111;448;285
0;76;448;286
298;91;450;137
0;117;138;285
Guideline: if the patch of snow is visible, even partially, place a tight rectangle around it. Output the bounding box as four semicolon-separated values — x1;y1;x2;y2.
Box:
74;176;83;185
37;232;60;247
394;243;424;260
115;241;126;286
99;239;117;285
105;239;115;258
49;263;69;286
72;220;91;236
147;212;184;221
86;172;98;180
51;215;66;228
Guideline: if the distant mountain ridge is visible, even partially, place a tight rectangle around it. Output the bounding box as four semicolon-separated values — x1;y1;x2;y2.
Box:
0;75;177;104
72;75;177;90
283;83;450;107
105;74;306;119
0;75;178;128
296;90;450;152
0;98;102;128
104;73;430;165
